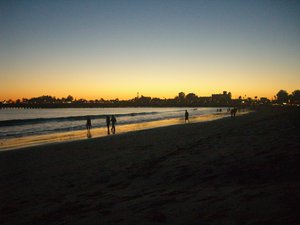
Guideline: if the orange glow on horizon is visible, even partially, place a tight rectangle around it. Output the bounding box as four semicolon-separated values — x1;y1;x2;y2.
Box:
1;62;299;102
1;1;299;103
0;89;286;102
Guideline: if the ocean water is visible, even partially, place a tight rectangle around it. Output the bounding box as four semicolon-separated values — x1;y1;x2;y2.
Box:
0;107;229;138
0;107;231;150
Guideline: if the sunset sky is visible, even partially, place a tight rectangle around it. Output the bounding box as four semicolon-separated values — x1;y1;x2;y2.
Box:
1;0;299;101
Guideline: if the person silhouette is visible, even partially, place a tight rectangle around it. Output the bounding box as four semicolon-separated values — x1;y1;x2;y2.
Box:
231;108;237;117
106;115;111;135
185;110;189;123
233;108;237;117
86;117;91;131
111;115;117;134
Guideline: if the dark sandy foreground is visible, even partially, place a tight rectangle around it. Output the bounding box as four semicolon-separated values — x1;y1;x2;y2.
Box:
1;107;300;225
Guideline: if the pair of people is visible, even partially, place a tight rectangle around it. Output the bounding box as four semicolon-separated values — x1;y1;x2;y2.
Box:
86;115;117;135
106;115;117;135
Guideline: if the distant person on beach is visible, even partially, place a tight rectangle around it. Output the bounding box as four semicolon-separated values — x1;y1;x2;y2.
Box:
230;108;237;117
111;115;117;134
185;110;189;123
106;115;111;135
86;117;91;130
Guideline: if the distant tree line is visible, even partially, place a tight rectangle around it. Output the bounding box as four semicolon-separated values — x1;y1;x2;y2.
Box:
275;90;300;104
1;90;299;108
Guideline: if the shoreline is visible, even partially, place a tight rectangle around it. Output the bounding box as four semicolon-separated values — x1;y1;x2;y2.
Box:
1;107;299;224
0;111;243;151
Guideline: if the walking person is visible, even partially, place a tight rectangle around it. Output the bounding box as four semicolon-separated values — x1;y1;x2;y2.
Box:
106;115;111;135
185;110;189;123
230;108;237;117
233;107;237;117
111;115;117;134
86;116;92;138
86;116;92;131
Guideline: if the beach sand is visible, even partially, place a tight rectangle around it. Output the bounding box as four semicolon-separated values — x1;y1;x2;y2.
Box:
1;107;300;224
0;112;230;151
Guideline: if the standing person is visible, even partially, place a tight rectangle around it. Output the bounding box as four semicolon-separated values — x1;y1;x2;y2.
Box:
111;115;117;134
233;107;237;117
106;115;111;135
86;117;91;130
230;108;237;117
185;110;189;123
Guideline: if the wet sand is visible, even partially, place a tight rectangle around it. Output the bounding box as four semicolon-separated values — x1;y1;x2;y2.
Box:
0;107;300;224
0;112;231;151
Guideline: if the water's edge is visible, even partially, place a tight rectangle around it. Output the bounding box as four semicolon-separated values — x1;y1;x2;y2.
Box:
0;112;238;151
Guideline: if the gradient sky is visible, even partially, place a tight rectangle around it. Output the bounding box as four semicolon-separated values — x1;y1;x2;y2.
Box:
1;0;299;100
